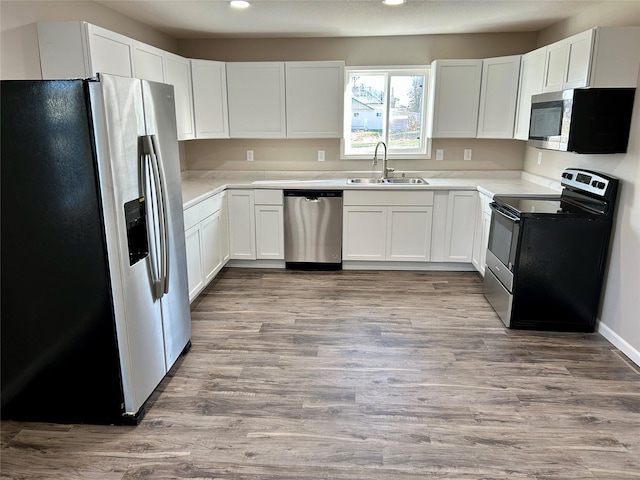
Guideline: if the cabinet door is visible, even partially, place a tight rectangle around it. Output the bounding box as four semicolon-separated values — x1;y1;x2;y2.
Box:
444;191;478;263
514;47;547;140
191;59;230;139
427;60;483;138
133;42;165;82
37;22;89;79
285;61;344;138
563;29;594;89
201;211;222;283
227;62;286;138
472;193;491;275
185;223;204;302
228;190;256;260
255;205;284;259
542;39;567;92
343;207;387;260
220;191;230;264
85;23;134;78
477;55;521;139
386;207;433;261
165;53;195;141
479;210;491;276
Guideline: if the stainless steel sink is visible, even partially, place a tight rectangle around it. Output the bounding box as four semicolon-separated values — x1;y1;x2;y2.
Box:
386;177;428;184
347;177;428;185
347;178;387;184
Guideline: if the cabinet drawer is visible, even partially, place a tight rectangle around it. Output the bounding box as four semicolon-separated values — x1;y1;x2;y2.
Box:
200;193;221;218
184;193;221;230
344;190;434;206
183;204;201;230
254;189;283;205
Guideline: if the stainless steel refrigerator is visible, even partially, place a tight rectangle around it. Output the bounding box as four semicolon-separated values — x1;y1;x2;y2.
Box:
1;74;191;425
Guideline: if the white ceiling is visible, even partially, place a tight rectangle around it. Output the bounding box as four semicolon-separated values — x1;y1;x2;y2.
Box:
93;0;607;39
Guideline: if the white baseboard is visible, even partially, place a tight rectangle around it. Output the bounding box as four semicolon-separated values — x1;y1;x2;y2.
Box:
598;321;640;367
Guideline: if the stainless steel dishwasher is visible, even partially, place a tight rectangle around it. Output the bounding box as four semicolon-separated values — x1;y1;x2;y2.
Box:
283;190;343;270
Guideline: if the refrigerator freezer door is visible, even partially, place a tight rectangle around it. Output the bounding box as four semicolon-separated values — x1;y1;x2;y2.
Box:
90;75;167;415
1;80;125;424
141;79;192;371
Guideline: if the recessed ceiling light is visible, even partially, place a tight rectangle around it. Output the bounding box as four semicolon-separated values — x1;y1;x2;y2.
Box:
383;0;406;5
230;0;250;9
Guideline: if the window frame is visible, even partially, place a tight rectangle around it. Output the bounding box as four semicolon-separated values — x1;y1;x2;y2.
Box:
341;65;431;160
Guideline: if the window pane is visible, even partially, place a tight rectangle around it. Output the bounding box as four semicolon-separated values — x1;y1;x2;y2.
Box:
349;73;386;153
388;75;424;150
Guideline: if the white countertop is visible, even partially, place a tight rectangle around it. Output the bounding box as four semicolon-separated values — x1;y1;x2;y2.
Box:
181;171;562;209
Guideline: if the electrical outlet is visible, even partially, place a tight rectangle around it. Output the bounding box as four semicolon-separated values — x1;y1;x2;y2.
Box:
246;150;254;161
464;149;472;161
317;150;325;162
436;149;444;161
537;151;543;165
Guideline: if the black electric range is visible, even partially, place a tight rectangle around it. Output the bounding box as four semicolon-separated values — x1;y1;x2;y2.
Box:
483;168;619;332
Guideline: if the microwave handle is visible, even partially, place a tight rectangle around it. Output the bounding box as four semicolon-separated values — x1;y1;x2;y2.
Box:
490;202;520;223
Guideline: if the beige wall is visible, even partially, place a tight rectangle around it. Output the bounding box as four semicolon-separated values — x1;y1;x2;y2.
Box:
178;32;537;64
180;32;536;172
0;0;178;80
526;1;640;361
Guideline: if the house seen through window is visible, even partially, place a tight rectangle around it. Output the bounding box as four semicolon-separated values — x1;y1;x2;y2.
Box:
343;67;430;159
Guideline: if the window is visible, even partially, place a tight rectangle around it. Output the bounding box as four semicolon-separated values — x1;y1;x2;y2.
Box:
342;66;430;159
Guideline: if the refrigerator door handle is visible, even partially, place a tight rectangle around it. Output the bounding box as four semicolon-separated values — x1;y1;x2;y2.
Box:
142;135;170;298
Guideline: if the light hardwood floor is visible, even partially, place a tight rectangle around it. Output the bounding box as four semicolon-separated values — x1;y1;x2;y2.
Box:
2;268;639;479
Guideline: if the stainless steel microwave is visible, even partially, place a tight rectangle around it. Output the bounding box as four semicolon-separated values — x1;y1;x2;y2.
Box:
528;88;635;154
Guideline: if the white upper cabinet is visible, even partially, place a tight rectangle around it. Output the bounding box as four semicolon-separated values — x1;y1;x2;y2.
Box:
37;21;195;141
38;22;134;79
164;53;195;141
132;42;165;83
477;55;521;139
226;61;344;139
285;61;345;138
427;59;483;138
542;39;568;92
543;27;640;92
513;47;547;140
226;62;287;138
190;59;229;139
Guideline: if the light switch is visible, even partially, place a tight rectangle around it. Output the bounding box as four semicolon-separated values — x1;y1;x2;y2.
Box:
317;150;325;162
436;149;444;161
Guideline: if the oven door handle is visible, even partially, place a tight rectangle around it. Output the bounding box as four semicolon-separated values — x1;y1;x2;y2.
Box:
490;202;520;223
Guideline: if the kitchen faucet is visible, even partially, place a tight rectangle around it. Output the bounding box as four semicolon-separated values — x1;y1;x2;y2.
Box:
373;141;394;180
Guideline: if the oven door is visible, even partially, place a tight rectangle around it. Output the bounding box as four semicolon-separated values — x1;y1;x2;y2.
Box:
487;202;519;275
484;203;520;327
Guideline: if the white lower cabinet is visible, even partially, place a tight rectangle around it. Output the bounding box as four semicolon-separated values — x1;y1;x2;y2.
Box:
184;224;204;300
220;191;230;263
386;207;433;261
201;211;222;284
228;189;256;260
471;192;492;276
431;190;478;263
444;191;478;262
343;191;434;262
183;193;227;302
343;206;387;260
254;190;284;260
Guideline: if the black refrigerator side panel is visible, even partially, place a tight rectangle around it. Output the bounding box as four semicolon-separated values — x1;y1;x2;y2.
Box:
1;81;124;424
511;216;611;332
